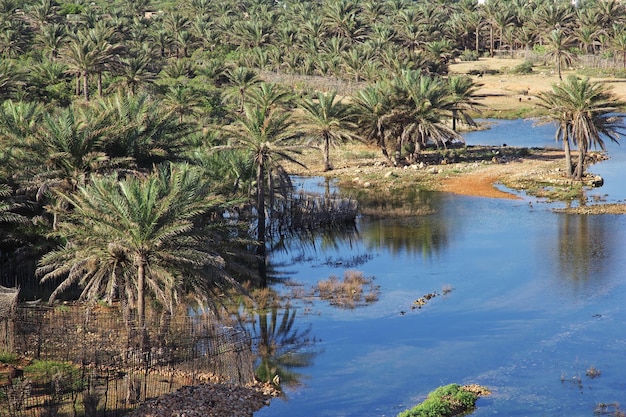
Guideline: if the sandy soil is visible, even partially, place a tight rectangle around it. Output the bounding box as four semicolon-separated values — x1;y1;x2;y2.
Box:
448;57;626;115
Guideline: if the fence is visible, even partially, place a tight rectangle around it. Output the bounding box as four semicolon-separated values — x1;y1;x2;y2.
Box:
1;303;255;417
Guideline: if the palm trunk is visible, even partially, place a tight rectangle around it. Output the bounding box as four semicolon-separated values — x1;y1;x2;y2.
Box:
576;145;585;180
323;132;331;171
563;129;573;177
137;257;147;348
83;71;89;101
256;161;267;287
377;123;390;161
475;25;480;54
97;72;103;97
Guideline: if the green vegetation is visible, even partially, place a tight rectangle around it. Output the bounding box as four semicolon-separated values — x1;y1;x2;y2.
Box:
0;351;19;364
25;359;84;392
397;384;481;417
0;0;624;363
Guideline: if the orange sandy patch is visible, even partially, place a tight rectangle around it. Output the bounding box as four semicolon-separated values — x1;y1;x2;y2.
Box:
438;173;520;199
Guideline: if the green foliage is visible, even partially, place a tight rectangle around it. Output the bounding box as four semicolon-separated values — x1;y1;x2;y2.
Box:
510;61;534;75
25;360;84;392
459;50;479;62
533;44;548;55
0;351;19;364
397;384;478;417
58;3;84;15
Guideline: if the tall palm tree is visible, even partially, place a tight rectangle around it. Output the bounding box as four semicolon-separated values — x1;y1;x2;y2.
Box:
221;105;304;286
536;87;575;177
61;33;100;100
544;27;577;80
298;91;359;172
37;163;235;338
537;76;625;180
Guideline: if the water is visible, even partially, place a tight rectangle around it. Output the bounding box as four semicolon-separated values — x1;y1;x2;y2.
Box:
255;119;626;417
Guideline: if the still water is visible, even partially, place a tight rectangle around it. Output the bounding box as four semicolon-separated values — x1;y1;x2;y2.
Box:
255;119;626;417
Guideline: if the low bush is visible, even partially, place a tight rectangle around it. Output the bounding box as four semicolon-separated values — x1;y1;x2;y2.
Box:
510;61;534;74
459;50;480;62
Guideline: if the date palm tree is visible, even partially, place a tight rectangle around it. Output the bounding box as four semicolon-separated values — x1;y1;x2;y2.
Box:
351;83;394;161
225;66;260;113
447;75;482;132
538;76;625;180
544;26;577;80
221;105;304;286
38;163;235;339
298;90;358;172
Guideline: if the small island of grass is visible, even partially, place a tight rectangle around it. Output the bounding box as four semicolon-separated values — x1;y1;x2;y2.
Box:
398;383;491;417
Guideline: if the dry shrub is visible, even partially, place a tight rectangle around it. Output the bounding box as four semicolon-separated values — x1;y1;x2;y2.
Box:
315;270;379;309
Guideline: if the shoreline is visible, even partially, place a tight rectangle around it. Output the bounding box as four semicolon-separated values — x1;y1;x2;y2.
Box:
288;144;626;215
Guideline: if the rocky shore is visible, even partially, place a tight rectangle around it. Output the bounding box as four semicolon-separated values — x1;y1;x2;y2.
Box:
124;382;278;417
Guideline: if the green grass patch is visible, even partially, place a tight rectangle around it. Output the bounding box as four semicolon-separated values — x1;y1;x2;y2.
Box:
0;351;19;364
397;384;481;417
25;360;85;392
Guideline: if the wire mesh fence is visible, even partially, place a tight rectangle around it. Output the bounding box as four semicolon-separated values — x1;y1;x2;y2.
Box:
0;303;255;417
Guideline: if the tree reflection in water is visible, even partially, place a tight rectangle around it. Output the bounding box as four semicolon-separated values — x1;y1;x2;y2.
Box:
556;212;612;291
251;296;319;393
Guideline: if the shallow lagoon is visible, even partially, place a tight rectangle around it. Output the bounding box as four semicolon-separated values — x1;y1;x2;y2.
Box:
255;119;626;417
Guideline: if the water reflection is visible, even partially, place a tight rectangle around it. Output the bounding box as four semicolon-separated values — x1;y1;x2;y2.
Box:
554;213;612;295
360;216;449;258
252;303;318;391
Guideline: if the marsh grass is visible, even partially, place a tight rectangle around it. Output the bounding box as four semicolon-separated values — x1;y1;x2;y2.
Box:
315;270;380;309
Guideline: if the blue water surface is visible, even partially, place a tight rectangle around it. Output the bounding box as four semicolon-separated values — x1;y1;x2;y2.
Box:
255;119;626;417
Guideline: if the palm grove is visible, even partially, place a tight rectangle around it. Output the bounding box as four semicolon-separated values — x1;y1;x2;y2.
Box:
1;0;625;335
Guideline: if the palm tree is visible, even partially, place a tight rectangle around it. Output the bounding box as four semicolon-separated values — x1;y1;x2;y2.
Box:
544;27;577;80
221;105;304;286
352;83;393;161
298;91;359;172
611;24;626;69
109;53;157;95
34;23;67;60
537;76;625;180
61;33;100;100
245;82;292;115
536;87;575;177
0;60;26;101
225;66;260;112
447;75;482;132
37;163;235;339
18;105;114;232
394;72;460;162
163;84;203;124
95;92;190;169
